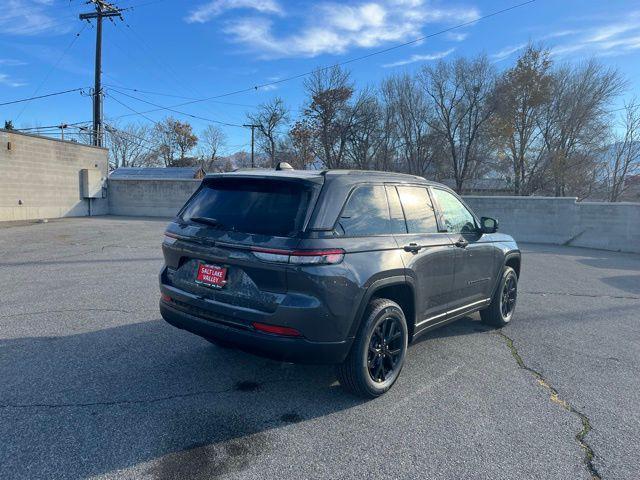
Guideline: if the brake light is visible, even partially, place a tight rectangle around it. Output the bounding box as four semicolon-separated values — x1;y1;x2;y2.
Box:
250;247;345;265
251;248;291;263
252;322;302;337
161;293;172;303
289;249;345;265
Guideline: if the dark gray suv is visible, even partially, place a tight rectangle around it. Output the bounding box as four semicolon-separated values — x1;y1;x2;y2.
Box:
159;168;521;397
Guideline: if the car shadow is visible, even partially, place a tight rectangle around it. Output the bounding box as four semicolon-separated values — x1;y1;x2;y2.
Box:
576;252;640;271
1;319;362;479
598;274;640;295
1;313;488;479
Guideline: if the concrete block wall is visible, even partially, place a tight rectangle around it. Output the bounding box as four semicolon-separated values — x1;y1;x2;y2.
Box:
465;196;640;254
108;178;200;217
0;129;108;221
104;179;640;254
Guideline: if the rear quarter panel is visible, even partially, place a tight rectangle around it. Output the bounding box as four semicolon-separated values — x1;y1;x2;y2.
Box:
289;236;405;342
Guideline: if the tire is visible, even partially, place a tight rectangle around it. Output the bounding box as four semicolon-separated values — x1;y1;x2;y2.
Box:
480;266;518;327
336;298;408;398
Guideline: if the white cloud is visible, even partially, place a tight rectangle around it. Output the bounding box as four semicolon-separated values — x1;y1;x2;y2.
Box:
186;0;283;23
0;0;63;36
490;43;527;61
193;0;480;58
445;31;469;42
382;47;455;67
0;59;27;66
539;29;580;41
587;21;638;43
0;73;26;87
550;12;640;58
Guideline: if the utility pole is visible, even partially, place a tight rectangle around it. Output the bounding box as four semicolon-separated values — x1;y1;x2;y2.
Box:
243;124;259;168
59;123;68;141
80;1;123;147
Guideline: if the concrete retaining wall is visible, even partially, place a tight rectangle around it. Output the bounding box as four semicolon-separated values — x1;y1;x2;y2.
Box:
465;196;640;254
108;178;200;217
105;178;640;254
0;129;108;221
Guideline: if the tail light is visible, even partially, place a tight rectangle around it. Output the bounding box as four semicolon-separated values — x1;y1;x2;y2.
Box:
251;247;345;265
163;232;179;245
252;322;301;337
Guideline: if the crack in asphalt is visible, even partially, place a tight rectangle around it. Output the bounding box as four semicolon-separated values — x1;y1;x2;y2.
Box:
0;380;293;410
496;330;601;480
0;387;237;410
522;290;639;301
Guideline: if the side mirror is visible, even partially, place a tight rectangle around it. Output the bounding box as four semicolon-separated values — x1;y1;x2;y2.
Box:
480;216;498;234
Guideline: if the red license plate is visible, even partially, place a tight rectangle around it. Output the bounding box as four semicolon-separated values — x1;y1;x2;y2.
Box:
195;264;227;288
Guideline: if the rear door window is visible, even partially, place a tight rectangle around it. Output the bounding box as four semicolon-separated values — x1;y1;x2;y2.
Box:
397;186;439;233
385;186;408;234
180;178;313;237
336;185;392;236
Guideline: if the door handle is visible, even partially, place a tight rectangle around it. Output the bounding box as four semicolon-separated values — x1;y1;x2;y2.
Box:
454;238;469;248
403;243;422;253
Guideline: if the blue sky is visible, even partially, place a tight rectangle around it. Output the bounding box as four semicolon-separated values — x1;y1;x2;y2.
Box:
1;0;640;152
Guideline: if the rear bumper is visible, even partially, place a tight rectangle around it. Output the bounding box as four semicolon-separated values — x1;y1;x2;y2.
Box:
160;300;353;364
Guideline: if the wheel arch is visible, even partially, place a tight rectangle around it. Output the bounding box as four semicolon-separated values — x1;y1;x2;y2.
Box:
488;250;521;301
349;276;417;341
504;251;521;278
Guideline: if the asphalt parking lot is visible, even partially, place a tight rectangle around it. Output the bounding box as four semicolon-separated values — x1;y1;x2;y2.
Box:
1;216;638;480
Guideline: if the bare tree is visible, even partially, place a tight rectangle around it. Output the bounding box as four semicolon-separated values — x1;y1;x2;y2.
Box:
247;97;289;167
303;66;358;169
106;123;156;170
153;117;198;167
198;125;227;172
493;44;553;195
345;90;386;170
228;150;252;169
420;55;497;192
382;74;436;176
604;100;640;201
539;61;626;197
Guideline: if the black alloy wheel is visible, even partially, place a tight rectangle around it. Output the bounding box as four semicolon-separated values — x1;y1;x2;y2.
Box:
367;316;404;383
500;274;517;318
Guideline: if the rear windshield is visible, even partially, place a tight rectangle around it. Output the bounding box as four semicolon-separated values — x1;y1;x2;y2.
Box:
180;178;314;237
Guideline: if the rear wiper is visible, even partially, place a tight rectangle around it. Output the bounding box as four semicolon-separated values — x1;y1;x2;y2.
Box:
190;216;222;228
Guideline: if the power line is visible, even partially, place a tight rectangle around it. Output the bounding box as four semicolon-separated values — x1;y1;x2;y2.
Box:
104;90;159;124
101;84;256;107
81;0;536;128
119;0;168;11
104;123;154;146
9;0;536;131
105;18;244;125
14;23;89;121
119;19;251;124
15;121;92;131
107;87;245;127
0;88;87;107
117;0;538;111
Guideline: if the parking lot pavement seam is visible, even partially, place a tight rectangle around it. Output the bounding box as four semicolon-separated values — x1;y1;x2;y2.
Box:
495;330;602;480
522;291;640;301
0;379;298;410
0;307;157;319
0;248;107;265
